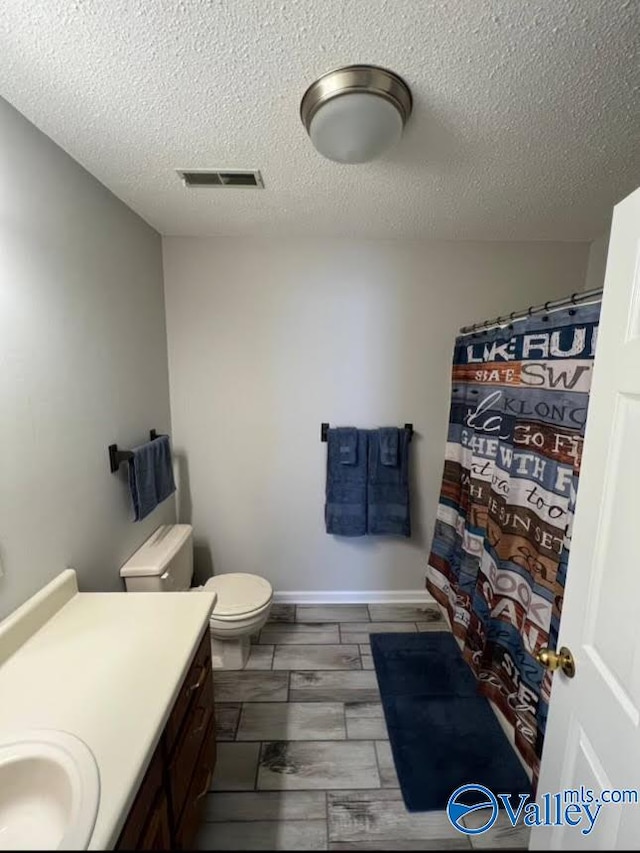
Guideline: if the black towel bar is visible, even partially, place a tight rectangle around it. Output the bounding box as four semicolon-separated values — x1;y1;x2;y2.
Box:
321;423;413;442
108;429;162;473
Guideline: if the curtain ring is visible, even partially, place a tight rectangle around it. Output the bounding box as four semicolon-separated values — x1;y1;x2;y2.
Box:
570;292;578;305
510;311;516;320
528;306;533;316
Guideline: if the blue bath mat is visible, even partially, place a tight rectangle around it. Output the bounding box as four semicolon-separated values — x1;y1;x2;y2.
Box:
371;632;532;812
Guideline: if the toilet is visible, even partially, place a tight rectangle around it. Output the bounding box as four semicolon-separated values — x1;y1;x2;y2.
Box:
119;524;273;669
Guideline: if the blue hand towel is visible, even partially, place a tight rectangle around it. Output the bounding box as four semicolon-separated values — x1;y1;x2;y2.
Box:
368;428;411;537
128;434;176;522
378;427;399;466
335;427;358;465
325;428;368;536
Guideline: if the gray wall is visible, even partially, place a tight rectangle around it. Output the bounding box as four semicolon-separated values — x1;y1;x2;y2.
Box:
0;98;175;619
163;236;589;596
583;232;610;292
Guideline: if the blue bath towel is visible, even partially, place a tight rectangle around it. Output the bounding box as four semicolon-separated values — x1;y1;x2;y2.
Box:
368;428;411;537
128;434;176;522
325;428;368;536
378;427;399;466
335;427;358;465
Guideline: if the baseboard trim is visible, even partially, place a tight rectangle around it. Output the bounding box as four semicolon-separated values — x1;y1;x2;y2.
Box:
273;589;435;605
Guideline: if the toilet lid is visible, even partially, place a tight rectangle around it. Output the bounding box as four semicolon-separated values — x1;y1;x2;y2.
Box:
204;573;272;617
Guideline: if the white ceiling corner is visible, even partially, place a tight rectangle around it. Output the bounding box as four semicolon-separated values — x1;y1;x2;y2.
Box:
1;0;638;240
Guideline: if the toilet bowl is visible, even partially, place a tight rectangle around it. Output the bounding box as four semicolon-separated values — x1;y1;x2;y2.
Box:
119;524;273;670
203;573;273;669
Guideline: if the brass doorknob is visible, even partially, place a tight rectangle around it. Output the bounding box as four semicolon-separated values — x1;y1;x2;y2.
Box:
536;646;576;678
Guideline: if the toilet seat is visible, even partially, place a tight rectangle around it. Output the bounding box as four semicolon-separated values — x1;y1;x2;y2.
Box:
204;573;273;622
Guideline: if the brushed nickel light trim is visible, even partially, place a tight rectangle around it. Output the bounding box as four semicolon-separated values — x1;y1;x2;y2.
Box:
300;65;412;132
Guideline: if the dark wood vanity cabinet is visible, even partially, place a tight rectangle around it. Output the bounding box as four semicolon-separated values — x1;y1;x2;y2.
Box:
116;630;216;850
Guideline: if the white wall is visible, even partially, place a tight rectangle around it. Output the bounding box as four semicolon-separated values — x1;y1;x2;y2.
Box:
583;231;610;292
163;237;589;597
0;98;175;619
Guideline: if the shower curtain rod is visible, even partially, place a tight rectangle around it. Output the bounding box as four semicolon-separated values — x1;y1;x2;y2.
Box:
459;286;603;335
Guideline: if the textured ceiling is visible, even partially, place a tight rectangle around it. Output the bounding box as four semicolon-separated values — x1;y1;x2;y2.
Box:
1;1;639;240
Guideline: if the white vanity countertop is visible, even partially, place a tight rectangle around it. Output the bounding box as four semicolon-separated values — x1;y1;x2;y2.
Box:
0;570;216;850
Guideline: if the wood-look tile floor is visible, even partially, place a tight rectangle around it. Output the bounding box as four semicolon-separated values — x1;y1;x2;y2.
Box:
197;603;530;851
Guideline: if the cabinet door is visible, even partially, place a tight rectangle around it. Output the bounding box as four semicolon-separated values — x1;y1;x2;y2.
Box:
165;631;212;753
175;716;217;850
138;789;171;851
169;668;215;821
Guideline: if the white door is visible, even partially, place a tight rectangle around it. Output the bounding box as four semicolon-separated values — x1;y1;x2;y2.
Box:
532;185;640;849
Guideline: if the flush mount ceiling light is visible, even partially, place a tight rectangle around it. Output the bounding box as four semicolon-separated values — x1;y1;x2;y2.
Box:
300;65;412;164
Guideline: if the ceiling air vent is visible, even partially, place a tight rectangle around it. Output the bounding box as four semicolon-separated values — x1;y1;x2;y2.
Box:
177;169;264;188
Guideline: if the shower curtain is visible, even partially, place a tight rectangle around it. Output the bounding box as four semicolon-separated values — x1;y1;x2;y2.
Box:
426;300;601;781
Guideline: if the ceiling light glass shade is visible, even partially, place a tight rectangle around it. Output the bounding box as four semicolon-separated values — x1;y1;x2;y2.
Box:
301;65;412;165
309;93;403;164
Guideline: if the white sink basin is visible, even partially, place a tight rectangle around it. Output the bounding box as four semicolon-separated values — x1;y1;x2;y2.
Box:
0;730;100;850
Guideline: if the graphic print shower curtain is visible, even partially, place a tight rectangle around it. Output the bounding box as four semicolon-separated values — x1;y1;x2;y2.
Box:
426;301;601;781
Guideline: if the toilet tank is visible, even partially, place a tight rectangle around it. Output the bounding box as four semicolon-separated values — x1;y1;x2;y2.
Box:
120;524;193;592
